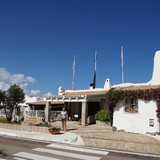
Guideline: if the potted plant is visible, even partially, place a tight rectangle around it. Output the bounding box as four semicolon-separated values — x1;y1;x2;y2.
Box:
95;109;111;125
48;124;61;134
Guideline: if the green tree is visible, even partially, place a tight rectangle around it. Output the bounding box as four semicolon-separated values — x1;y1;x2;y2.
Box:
0;84;25;122
0;90;7;105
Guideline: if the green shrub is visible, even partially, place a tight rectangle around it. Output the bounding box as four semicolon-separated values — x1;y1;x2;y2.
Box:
10;121;22;125
0;116;7;123
95;110;111;123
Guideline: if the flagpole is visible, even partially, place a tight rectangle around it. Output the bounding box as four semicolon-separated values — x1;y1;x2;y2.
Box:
95;51;97;71
121;46;124;83
93;51;97;89
72;55;76;90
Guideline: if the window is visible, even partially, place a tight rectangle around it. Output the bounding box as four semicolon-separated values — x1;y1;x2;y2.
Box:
124;98;138;113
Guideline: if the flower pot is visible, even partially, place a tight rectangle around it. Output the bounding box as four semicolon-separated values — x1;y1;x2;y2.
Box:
48;129;60;134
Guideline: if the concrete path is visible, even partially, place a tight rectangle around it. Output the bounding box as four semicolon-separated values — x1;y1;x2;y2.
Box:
0;121;160;156
0;128;84;146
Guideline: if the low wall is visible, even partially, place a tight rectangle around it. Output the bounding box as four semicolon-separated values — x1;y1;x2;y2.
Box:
0;123;48;133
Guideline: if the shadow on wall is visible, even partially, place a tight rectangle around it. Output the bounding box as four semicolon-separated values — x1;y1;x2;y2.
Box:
114;102;124;112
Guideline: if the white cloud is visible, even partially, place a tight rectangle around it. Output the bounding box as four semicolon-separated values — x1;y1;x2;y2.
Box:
25;77;35;83
0;67;40;96
44;92;53;97
24;89;41;97
19;83;29;89
0;68;10;81
0;81;10;90
10;74;36;84
30;90;41;96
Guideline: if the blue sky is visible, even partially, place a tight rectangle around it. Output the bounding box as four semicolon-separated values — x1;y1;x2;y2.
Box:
0;0;160;96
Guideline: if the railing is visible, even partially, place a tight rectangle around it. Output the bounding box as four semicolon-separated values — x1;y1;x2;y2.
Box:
50;111;61;120
0;109;61;121
23;110;44;118
23;110;61;121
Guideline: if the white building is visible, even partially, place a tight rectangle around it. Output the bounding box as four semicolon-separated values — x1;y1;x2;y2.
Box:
113;86;160;134
18;96;45;118
45;51;160;134
18;95;40;111
112;51;160;134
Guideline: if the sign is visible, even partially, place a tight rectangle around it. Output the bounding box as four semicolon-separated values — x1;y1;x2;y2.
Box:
149;119;154;127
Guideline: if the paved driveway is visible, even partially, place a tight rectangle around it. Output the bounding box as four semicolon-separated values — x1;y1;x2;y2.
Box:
54;121;160;155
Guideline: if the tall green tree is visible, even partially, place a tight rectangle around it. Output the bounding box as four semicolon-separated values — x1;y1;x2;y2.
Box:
0;84;25;122
0;90;7;105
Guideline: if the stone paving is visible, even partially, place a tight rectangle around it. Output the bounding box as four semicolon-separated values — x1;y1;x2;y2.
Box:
0;121;160;155
55;121;160;155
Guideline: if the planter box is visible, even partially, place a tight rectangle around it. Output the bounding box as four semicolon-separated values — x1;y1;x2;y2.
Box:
48;129;60;134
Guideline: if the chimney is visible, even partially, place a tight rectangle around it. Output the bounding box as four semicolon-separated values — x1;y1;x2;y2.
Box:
58;86;64;95
104;78;111;90
151;51;160;85
89;83;94;90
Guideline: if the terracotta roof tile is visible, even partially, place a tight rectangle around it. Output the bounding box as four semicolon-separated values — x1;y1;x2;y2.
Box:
114;85;160;91
27;101;64;105
63;90;108;96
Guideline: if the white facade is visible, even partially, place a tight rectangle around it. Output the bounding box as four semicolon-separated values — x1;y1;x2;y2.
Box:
112;51;160;134
19;96;42;112
19;96;38;106
150;51;160;85
113;100;160;134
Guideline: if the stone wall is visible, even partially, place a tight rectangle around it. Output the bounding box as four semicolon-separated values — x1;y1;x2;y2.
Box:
0;123;48;133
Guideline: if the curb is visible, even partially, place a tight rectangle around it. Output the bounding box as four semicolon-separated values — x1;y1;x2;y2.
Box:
0;128;84;146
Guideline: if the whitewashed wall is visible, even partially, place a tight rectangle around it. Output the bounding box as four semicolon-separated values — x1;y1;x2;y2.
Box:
113;100;160;134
